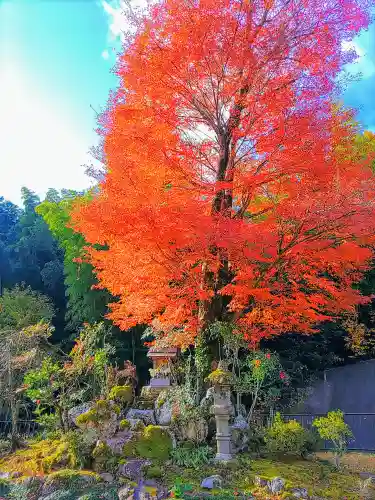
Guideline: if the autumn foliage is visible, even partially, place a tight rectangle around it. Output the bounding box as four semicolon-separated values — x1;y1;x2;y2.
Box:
72;0;375;348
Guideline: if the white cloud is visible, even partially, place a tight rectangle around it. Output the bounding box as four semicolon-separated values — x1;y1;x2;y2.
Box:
101;0;128;43
101;49;110;59
0;65;94;206
100;0;152;57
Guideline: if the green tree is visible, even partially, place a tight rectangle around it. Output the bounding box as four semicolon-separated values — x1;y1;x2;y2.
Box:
8;188;66;341
36;191;111;331
313;410;353;468
0;197;21;292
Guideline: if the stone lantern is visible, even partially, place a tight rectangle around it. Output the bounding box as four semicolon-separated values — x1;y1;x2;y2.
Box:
207;360;235;461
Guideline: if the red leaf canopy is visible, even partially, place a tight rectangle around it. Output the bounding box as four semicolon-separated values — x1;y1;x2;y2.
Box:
72;0;375;348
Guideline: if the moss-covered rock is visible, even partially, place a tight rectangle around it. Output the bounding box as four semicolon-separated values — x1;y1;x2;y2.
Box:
122;425;172;462
42;469;101;496
92;441;119;473
76;400;119;439
109;385;133;404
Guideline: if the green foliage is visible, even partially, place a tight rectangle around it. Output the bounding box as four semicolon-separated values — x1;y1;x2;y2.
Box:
207;368;236;386
8;483;29;500
247;425;267;455
108;385;133;403
119;419;131;430
145;464;164;479
170;480;194;499
313;410;353;466
123;425;172;461
0;284;54;330
237;351;288;420
9;188;66;341
265;413;319;457
36;193;111;330
64;323;116;404
171;443;213;469
62;431;94;469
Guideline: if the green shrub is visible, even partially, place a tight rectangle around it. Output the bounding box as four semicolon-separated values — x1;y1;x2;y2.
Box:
109;385;133;403
171;444;213;469
265;413;318;457
313;410;353;467
247;425;266;455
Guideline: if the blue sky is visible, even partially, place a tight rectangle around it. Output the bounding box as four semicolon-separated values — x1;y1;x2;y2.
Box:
0;1;374;207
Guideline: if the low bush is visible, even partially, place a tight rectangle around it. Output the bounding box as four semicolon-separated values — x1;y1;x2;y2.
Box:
247;425;266;455
265;413;319;458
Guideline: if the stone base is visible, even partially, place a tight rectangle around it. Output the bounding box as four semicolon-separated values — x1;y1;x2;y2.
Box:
214;453;233;461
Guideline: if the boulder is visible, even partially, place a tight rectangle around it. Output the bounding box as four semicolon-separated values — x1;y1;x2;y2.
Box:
118;485;136;500
67;402;93;427
118;459;151;480
291;487;309;498
230;415;249;452
155;399;172;426
100;472;114;483
176;418;208;444
128;418;146;431
126;409;156;426
254;476;268;487
106;431;133;454
232;414;249;430
267;477;285;494
41;471;100;497
201;475;223;489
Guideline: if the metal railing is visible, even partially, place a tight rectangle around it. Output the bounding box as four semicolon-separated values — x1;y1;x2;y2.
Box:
0;419;39;439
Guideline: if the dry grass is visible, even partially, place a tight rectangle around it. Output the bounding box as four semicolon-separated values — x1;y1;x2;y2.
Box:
316;451;375;473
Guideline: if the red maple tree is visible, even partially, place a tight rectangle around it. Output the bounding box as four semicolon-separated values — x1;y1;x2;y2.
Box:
72;0;375;348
